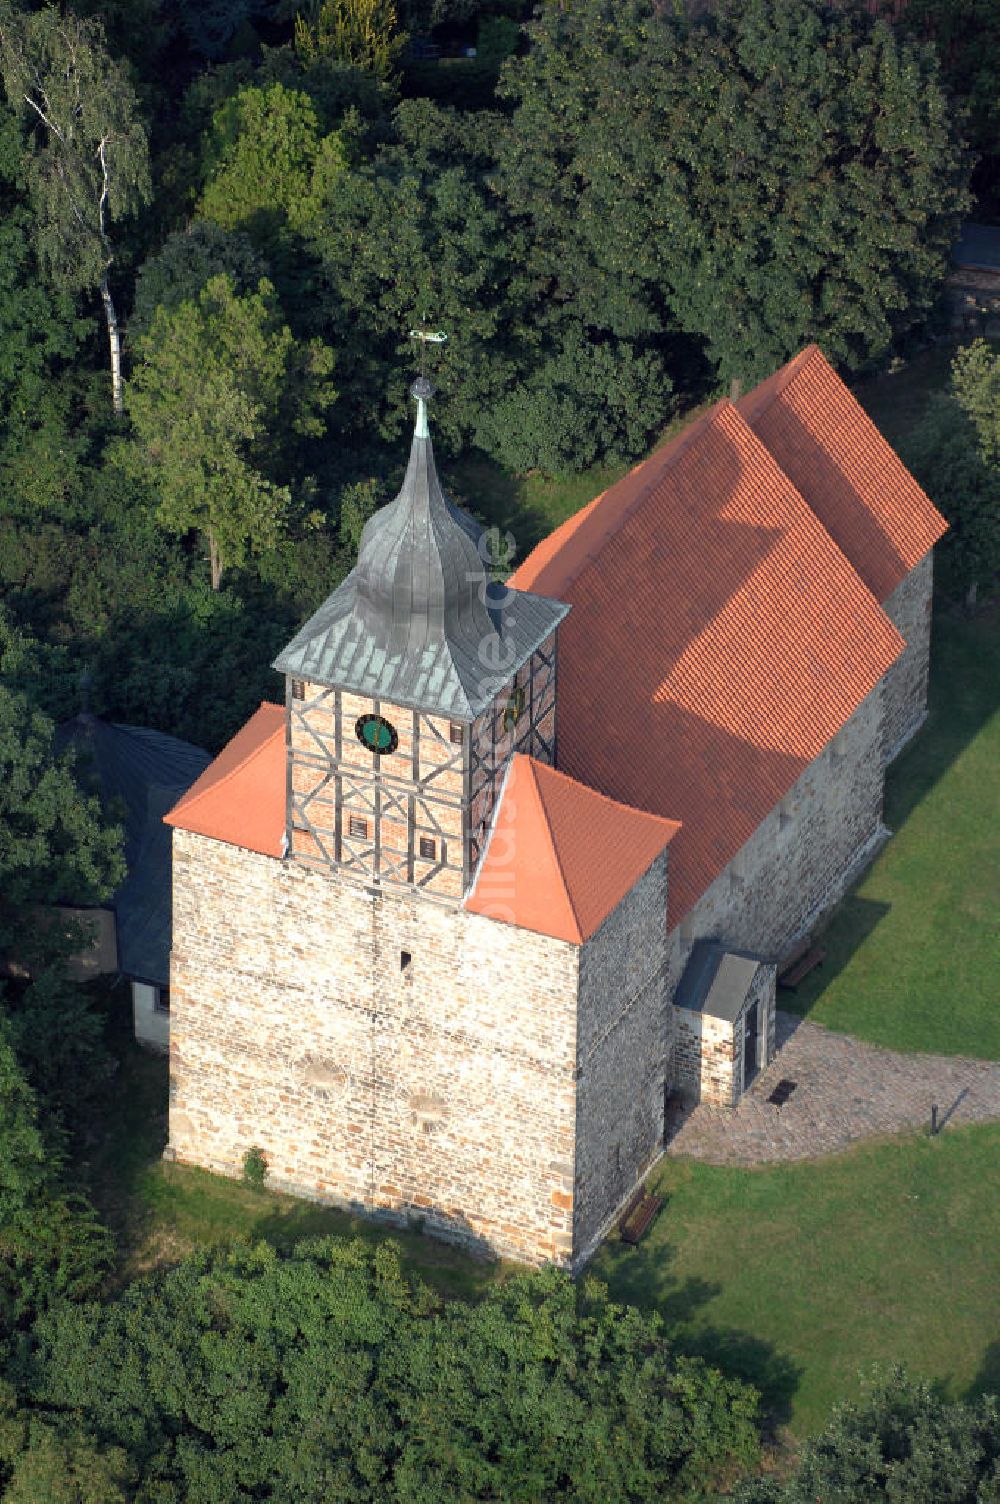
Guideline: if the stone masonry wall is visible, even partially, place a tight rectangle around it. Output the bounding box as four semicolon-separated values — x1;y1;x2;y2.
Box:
672;961;776;1107
665;683;887;1016
881;552;934;764
169;829;581;1267
673;1009;735;1106
573;852;670;1264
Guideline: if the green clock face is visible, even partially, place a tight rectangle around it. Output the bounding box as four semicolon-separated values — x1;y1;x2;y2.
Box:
355;713;398;755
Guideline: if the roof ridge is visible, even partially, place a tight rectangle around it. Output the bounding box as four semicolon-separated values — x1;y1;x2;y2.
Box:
738;345;822;421
546;400;733;598
525;758;585;943
173;702;283;816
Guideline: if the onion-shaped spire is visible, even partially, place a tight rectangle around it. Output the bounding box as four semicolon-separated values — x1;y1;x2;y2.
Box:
354;379;495;657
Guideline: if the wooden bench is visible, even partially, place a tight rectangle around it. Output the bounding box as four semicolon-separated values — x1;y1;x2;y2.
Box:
619;1188;663;1246
778;944;826;990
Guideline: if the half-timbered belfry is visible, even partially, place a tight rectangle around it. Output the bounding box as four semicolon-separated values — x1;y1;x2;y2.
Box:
273;378;568;900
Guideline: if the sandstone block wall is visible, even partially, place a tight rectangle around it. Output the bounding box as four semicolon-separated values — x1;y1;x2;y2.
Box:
169;829;583;1266
573;852;670;1263
672;962;776;1107
673;1010;735;1106
881;553;934;764
666;684;887;1006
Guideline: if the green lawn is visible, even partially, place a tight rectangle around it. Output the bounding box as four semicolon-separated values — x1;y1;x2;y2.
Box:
594;1123;1000;1438
783;608;1000;1056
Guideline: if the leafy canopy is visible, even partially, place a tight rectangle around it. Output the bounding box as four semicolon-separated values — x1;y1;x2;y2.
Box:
499;0;971;388
295;0;405;82
0;4;149;294
733;1366;1000;1503
127;273;336;588
199;80;348;247
902;340;1000;599
0;687;123;948
29;1240;760;1501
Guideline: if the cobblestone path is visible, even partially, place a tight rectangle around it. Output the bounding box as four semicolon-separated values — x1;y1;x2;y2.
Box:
665;1012;1000;1166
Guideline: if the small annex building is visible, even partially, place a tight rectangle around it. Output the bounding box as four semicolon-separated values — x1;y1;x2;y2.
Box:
164;348;946;1270
56;713;211;1049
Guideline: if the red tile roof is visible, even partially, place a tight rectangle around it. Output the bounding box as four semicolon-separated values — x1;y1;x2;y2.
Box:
164;702;285;857
738;345;947;602
509;400;905;926
465;753;679;944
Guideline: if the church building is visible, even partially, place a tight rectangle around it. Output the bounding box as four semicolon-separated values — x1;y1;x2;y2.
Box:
164;347;946;1270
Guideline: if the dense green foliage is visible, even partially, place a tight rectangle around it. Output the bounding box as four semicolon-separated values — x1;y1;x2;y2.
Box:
733;1368;1000;1503
903;342;1000;599
499;0;970;389
898;0;1000;218
0;5;150;410
127;273;335;587
21;1240;758;1501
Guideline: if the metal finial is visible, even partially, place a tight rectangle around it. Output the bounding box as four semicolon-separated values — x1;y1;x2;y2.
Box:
408;330;446;436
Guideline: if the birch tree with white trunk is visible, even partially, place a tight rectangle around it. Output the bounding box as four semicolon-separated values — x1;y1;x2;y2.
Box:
0;5;150;415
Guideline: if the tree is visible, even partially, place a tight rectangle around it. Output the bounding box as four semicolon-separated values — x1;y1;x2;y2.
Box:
733;1367;1000;1503
952;340;1000;469
898;0;1000;218
0;1017;113;1334
0;6;150;414
295;0;404;81
902;341;1000;605
130;219;264;341
312;100;535;453
198;80;348;247
31;1241;760;1499
127;273;335;589
499;0;971;390
0;685;123;961
0;112;89;524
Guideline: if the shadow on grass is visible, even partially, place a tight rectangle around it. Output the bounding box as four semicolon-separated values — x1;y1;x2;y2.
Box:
780;896;891;1021
968;1342;1000;1403
883;610;1000;835
783;608;999;1023
600;1230;802;1432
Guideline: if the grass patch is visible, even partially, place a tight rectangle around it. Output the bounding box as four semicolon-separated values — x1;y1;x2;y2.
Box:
784;608;1000;1056
594;1123;1000;1437
448;402;715;564
852;343;958;450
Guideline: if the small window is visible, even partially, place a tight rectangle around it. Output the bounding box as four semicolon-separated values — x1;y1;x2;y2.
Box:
419;836;437;860
502;684;526;733
400;950;412;972
778;797;794;832
449;721;464;745
290;677;306;700
348;815;368;840
154;986;170;1015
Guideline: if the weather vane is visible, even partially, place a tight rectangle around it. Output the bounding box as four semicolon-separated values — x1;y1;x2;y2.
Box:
409;327;448;381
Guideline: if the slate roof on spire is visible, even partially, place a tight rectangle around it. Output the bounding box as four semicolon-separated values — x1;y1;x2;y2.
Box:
274;380;568;719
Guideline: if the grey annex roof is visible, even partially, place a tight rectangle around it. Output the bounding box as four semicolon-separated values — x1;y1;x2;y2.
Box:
274;382;569;720
674;941;765;1023
55;715;211;986
953;222;1000;272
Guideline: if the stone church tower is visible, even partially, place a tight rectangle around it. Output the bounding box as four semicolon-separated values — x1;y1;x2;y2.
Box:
274;377;566;898
165;381;677;1269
